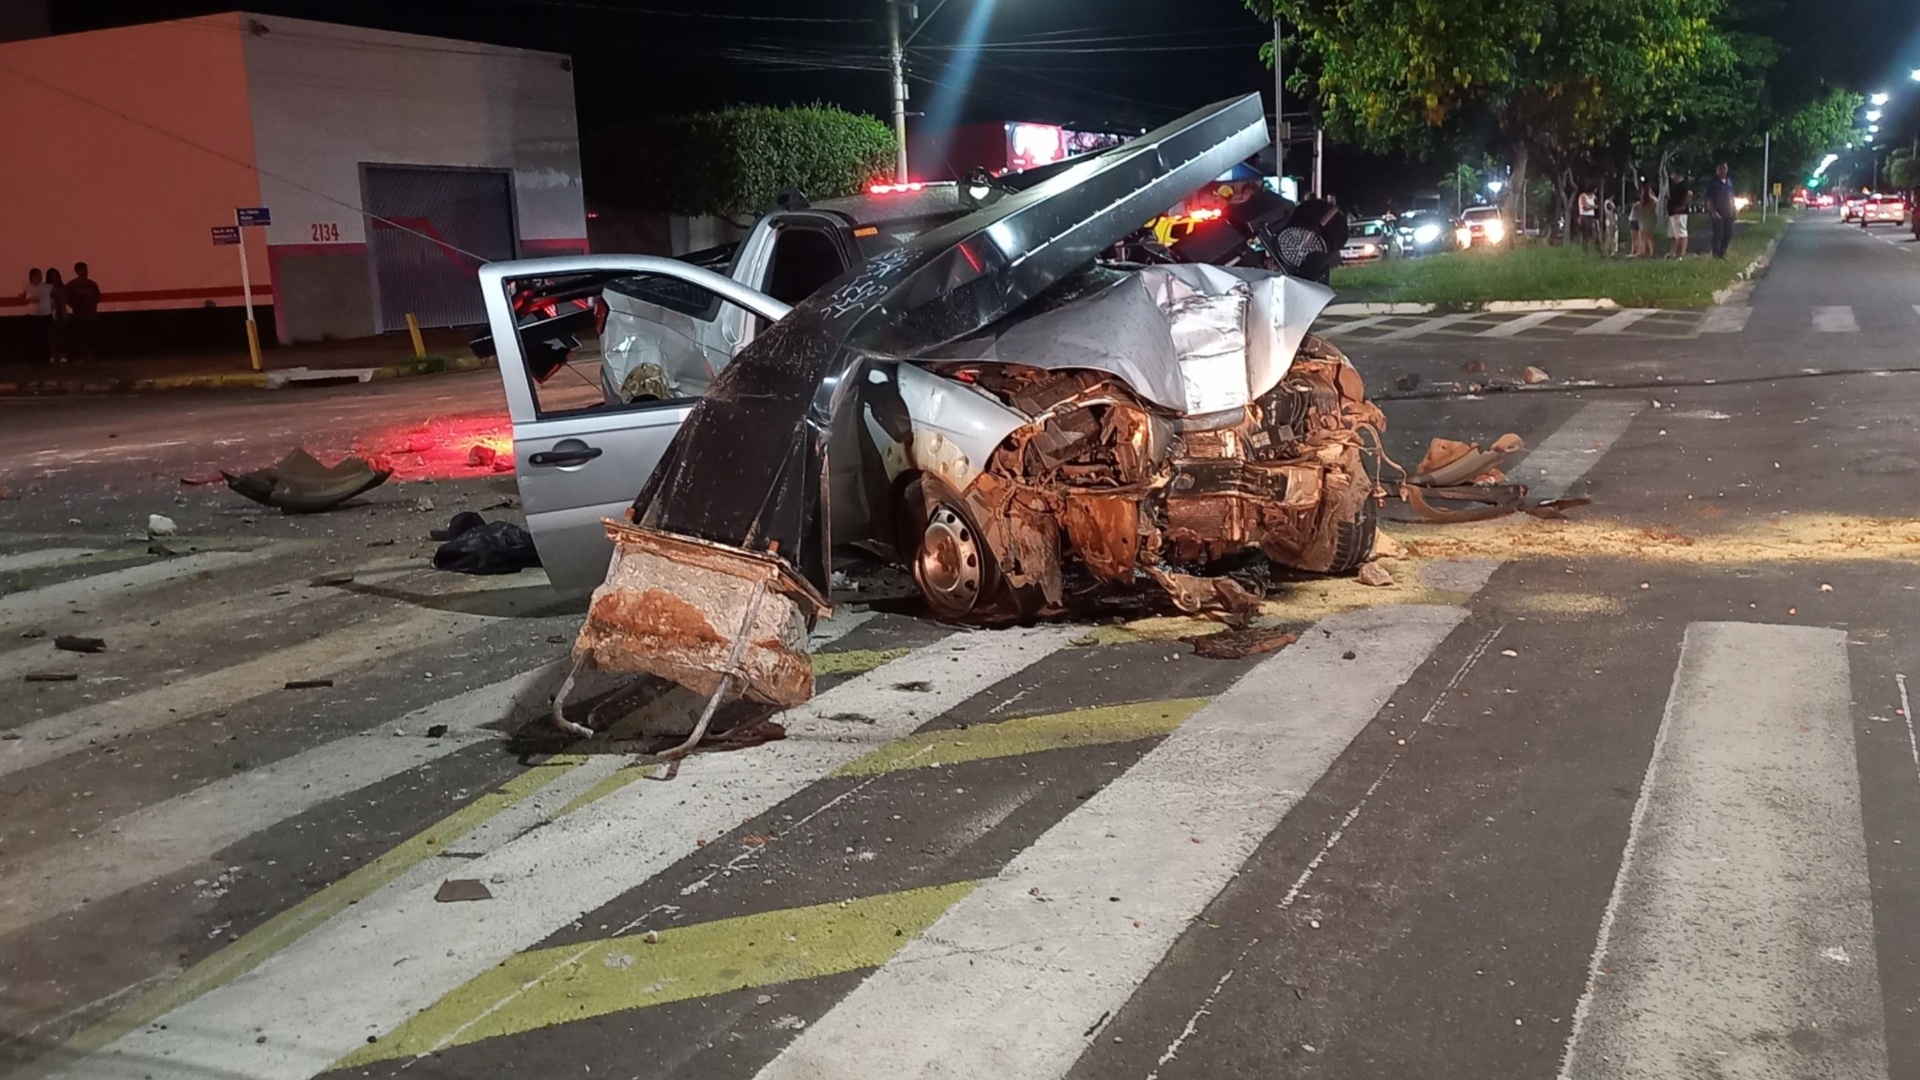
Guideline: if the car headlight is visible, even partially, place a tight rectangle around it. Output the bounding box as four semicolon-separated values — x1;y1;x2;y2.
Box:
1413;223;1442;244
1483;219;1507;243
1456;227;1473;246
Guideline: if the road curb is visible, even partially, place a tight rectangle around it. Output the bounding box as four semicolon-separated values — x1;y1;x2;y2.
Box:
1324;302;1436;316
1711;232;1783;306
0;354;494;396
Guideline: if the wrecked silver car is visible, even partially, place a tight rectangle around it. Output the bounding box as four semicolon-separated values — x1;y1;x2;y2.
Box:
480;94;1386;715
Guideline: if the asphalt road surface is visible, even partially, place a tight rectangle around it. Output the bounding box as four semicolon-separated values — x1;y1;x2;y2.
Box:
2;214;1918;1080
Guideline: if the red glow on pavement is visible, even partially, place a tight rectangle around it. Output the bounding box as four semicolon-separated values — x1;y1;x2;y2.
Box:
353;415;515;481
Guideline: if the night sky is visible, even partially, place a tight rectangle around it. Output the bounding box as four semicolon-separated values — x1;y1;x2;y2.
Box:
46;0;1920;207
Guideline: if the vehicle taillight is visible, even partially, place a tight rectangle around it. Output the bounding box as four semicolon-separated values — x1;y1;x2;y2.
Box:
868;182;927;194
592;297;609;336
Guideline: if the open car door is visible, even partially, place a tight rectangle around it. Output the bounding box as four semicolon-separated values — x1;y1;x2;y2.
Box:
477;256;790;591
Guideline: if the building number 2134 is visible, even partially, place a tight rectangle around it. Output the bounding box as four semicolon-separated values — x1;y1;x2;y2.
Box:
310;222;342;242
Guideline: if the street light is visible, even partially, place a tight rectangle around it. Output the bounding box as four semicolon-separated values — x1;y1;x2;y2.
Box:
1487;179;1505;194
1872;91;1891;106
1870;124;1881;133
1910;69;1920;82
1867;110;1883;122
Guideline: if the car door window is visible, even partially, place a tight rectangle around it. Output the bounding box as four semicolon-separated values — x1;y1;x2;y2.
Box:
764;226;849;305
505;270;751;419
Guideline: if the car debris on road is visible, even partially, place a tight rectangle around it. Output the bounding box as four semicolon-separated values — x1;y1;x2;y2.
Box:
223;447;391;514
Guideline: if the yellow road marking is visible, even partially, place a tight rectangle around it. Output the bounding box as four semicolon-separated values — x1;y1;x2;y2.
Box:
813;646;914;676
552;762;658;819
830;697;1209;779
335;880;982;1067
22;757;594;1077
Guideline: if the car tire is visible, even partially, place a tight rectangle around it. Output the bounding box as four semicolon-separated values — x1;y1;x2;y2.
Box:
1324;494;1378;576
900;477;1039;623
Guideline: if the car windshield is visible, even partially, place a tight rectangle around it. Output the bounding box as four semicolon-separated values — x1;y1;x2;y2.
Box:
1464;208;1499;220
1356;221;1388;237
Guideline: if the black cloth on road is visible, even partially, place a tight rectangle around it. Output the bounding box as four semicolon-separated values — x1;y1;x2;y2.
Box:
432;517;542;575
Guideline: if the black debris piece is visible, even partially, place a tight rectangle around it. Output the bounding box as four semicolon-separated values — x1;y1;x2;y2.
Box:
224;448;391;514
432;517;541;575
53;635;106;654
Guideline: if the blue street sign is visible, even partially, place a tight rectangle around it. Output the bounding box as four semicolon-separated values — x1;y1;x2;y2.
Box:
212;225;242;246
236;207;271;227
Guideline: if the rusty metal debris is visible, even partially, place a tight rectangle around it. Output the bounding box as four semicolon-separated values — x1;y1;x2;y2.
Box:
1397;434;1578;523
224;448;391;514
1184;626;1298;659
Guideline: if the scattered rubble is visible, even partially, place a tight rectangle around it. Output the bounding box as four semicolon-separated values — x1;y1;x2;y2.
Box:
53;635;106;654
1523;366;1551;385
283;679;334;690
24;672;78;683
224;448;391;514
1356;563;1395;588
146;514;178;538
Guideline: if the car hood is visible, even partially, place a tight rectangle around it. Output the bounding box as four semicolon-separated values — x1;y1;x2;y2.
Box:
630;93;1271;596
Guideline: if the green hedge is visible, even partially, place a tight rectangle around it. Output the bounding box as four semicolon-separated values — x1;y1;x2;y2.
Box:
591;105;897;220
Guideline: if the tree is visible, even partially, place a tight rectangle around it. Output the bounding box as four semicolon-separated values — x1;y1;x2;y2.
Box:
1775;88;1865;182
586;105;896;221
1251;0;1723;239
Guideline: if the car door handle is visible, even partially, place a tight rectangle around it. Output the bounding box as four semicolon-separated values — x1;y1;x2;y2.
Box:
528;446;603;467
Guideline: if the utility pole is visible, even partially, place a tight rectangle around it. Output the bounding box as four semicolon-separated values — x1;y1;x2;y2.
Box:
887;0;910;183
1272;12;1284;146
1761;129;1770;220
1313;126;1323;197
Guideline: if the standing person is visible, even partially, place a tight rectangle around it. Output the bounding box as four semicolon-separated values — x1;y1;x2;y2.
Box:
20;268;51;364
66;262;102;362
1706;162;1736;259
1633;182;1661;257
1576;187;1598;249
1601;194;1620;256
42;267;68;364
1666;171;1693;258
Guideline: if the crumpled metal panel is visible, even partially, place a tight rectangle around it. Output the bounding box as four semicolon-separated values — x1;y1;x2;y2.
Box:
630;94;1271;597
932;264;1334;414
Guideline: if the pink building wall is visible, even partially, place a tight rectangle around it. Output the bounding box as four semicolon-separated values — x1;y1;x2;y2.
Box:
0;14;268;314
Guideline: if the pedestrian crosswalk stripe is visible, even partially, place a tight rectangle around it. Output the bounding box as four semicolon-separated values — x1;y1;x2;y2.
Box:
0;547;272;630
335;880;982;1067
24;754;599;1080
0;605;497;780
78;627;1074;1080
1813;304;1859;332
1318;314;1398;336
1697;305;1750;333
829;697;1209;779
1477;309;1562;337
1373;311;1481;341
0;661;565;937
1559;622;1887;1080
0;547;107;574
1575;308;1657;335
1515;400;1642;502
754;604;1468;1080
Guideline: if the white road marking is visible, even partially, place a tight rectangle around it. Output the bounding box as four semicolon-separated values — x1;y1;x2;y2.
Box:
0;606;495;779
1373;311;1482;341
1574;309;1657;335
808;607;877;647
1898;673;1917;793
1813;304;1860;332
1558;622;1888;1080
1696;306;1751;334
1318;315;1398;336
71;626;1073;1080
0;548;102;573
0;549;272;631
1517;400;1643;502
1912;304;1920;320
1477;310;1562;337
0;662;564;937
753;604;1469;1080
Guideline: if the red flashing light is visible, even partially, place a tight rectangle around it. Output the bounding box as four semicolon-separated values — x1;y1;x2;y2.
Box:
868;182;927;194
1189;207;1224;222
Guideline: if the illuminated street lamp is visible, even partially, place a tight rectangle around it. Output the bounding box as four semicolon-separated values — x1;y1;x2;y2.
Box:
1870;124;1881;133
1867;110;1883;121
1871;91;1891;106
1911;69;1920;82
1487;179;1505;194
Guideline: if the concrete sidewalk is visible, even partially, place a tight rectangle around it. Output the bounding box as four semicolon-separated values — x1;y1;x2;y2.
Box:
0;327;491;395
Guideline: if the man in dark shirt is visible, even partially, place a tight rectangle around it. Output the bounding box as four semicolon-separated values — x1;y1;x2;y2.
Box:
66;262;102;362
1706;163;1736;259
1666;173;1692;258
